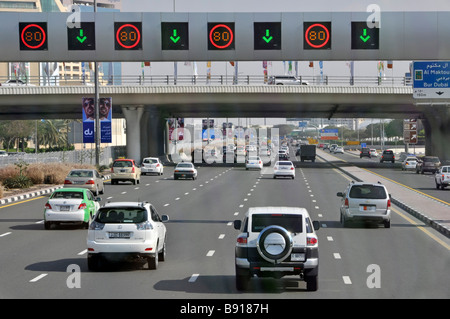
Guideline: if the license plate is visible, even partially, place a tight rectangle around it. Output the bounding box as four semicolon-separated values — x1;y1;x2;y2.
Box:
360;205;376;212
109;232;131;239
60;205;70;211
291;253;305;261
120;169;126;173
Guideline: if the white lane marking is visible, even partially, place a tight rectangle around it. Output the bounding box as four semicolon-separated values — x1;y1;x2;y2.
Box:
189;274;199;283
0;232;11;237
327;236;334;242
234;212;239;216
333;253;341;259
164;203;170;207
227;222;233;226
206;250;215;257
343;276;352;285
121;191;127;194
175;197;180;201
239;204;244;208
107;196;113;200
30;274;47;282
35;220;44;224
218;234;225;239
78;249;87;255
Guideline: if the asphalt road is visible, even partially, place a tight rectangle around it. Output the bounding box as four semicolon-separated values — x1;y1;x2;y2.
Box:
0;154;449;301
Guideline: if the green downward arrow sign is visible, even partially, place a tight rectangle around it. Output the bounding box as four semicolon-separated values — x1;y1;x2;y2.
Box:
262;29;273;43
77;29;87;43
170;29;181;43
360;29;371;42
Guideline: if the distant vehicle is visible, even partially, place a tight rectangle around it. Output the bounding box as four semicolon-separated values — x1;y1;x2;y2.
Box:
141;157;164;176
380;150;395;163
246;156;263;170
233;206;320;291
360;147;371;158
64;169;105;196
268;75;308;85
337;182;391;228
334;146;344;154
435;166;450;189
0;79;35;86
0;150;7;157
416;156;441;174
44;188;101;230
111;159;141;185
273;161;295;179
174;162;197;180
87;201;169;271
300;144;316;162
278;150;288;160
401;157;417;171
369;149;378;157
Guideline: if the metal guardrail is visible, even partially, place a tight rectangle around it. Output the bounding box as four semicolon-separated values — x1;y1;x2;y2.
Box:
0;75;413;87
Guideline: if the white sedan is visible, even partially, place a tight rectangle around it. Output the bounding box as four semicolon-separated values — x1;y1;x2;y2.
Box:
370;149;379;157
174;162;197;180
1;79;35;86
273;161;295;179
401;157;417;171
246;156;263;170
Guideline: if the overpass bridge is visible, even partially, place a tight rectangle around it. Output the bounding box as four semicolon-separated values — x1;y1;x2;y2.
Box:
1;82;448;163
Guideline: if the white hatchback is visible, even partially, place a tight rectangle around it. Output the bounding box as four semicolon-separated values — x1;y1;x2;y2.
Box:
141;157;164;175
87;202;169;270
273;161;295;179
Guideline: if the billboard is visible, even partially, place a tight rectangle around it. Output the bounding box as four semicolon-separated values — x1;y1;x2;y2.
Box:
319;128;338;140
82;97;112;143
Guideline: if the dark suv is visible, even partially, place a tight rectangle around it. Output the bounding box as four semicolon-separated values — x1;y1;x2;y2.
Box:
380;150;395;163
416;156;441;174
360;147;371;158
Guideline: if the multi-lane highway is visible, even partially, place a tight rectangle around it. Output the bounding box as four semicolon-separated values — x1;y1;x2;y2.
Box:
0;148;449;302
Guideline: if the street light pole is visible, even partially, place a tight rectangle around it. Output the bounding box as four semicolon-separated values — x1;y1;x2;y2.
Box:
94;0;100;167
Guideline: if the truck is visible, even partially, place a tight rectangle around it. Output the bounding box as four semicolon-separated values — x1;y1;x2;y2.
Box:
299;144;316;162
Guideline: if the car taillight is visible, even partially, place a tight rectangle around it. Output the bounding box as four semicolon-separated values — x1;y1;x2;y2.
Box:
64;179;72;184
291;167;294;170
259;161;262;164
136;221;153;230
344;197;349;208
45;203;52;209
85;180;95;184
156;164;160;167
78;203;87;210
237;236;247;244
307;236;318;246
387;199;391;208
131;167;135;173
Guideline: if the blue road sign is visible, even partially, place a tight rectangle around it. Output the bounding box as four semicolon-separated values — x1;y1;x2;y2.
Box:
413;61;450;99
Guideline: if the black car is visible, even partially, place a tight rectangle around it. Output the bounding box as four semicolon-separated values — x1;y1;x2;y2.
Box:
360;147;371;158
380;150;395;163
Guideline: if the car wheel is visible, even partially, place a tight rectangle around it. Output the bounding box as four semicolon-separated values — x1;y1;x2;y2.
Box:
256;226;293;264
340;213;348;227
305;274;318;291
436;182;440;189
158;242;166;262
87;254;101;271
441;184;446;190
44;221;52;230
148;253;158;270
384;220;391;228
235;266;250;291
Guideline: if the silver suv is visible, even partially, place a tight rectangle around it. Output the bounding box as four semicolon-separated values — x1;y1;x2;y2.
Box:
337;182;391;228
234;207;320;291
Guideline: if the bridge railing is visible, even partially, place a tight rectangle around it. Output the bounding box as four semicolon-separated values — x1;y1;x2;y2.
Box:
0;74;413;87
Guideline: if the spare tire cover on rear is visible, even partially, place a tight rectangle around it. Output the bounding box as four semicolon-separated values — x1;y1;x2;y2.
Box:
256;225;293;264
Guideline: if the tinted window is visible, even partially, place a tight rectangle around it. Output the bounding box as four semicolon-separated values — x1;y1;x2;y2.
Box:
252;214;303;233
69;170;93;177
51;191;84;199
95;207;147;224
113;161;132;167
349;185;387;199
177;163;193;168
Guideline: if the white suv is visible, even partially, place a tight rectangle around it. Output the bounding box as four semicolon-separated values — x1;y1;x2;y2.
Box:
234;207;320;291
87;201;169;270
337;182;391;228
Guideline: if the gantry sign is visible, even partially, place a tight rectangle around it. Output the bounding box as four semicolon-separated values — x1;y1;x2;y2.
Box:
3;11;450;62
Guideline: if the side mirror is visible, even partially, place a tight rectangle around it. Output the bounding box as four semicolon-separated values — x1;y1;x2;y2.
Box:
313;220;320;231
233;220;242;230
161;215;170;223
336;192;344;197
95;197;101;202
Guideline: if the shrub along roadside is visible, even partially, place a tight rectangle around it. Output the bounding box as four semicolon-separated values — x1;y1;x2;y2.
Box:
0;162;97;198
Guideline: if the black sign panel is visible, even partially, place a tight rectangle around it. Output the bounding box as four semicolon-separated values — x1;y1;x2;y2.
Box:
19;22;48;50
114;22;142;50
351;22;379;50
254;22;281;50
67;22;95;50
161;22;189;50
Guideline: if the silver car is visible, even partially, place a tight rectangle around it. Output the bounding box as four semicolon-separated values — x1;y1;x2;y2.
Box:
64;169;105;195
337;182;391;228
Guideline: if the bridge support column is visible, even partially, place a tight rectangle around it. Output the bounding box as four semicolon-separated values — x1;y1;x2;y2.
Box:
422;105;450;163
121;105;144;163
141;107;168;158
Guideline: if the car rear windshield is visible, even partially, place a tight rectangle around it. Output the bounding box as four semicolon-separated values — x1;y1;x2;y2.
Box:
113;160;132;167
252;214;303;233
277;161;292;165
143;159;158;164
95;207;147;224
51;191;84;199
177;163;193;168
424;157;440;162
349;185;387;199
68;170;93;177
383;151;394;155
